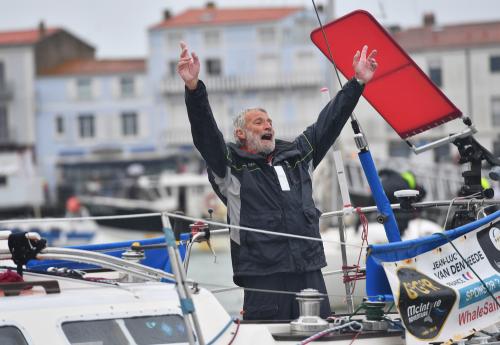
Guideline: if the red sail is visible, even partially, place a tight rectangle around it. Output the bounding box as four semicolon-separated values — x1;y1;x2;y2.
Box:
311;10;462;139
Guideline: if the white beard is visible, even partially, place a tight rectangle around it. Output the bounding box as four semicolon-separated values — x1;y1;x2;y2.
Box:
244;129;275;154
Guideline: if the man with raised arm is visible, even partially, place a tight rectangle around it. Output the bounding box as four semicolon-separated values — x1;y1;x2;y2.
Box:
177;41;378;320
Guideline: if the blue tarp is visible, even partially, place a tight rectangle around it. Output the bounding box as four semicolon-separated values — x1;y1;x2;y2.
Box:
27;234;187;274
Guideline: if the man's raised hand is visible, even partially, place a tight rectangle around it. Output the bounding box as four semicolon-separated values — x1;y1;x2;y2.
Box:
353;45;378;85
177;41;200;90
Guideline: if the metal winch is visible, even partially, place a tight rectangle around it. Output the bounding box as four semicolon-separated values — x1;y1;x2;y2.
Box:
359;301;389;331
120;242;145;282
290;289;329;334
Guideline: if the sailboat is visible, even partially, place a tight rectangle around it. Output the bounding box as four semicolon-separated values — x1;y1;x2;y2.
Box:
0;10;498;345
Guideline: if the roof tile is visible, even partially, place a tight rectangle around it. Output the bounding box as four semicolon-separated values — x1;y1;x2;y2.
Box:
151;7;303;29
0;27;60;46
39;59;145;76
394;20;500;51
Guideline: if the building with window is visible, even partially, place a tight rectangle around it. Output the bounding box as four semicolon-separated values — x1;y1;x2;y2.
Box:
3;7;500;209
148;5;329;150
148;6;500;164
0;23;94;149
0;23;94;210
36;58;167;201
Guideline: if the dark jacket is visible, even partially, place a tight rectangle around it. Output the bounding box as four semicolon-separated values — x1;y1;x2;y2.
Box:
185;79;364;282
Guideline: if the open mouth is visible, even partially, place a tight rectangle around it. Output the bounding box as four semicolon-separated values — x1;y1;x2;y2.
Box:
261;133;273;141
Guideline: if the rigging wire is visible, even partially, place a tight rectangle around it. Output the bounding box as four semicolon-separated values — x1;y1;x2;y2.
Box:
0;211;367;249
0;212;162;225
196;280;382;301
162;211;367;248
311;0;344;88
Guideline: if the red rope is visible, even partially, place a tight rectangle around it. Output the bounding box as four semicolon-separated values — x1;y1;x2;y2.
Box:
345;208;369;294
348;331;361;345
0;269;24;282
226;318;240;345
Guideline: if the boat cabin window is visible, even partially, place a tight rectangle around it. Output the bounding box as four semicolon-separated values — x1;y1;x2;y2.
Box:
124;315;188;344
62;315;188;345
62;319;128;345
0;326;28;345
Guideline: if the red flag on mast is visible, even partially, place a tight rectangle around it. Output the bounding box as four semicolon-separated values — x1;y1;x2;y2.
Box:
311;10;462;139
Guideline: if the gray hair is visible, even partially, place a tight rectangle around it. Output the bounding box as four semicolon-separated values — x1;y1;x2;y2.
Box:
232;107;268;145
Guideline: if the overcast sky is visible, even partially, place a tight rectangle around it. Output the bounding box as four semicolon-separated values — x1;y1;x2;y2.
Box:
1;0;500;58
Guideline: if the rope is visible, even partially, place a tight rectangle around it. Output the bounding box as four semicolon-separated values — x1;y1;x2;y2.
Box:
206;317;235;345
297;321;362;345
343;208;369;292
382;317;405;331
347;331;361;345
226;318;240;345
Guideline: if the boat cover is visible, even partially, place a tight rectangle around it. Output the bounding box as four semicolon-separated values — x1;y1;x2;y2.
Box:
311;10;462;139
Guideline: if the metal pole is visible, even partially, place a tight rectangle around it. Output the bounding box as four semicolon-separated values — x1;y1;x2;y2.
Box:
161;213;205;345
337;216;354;313
320;84;354;313
332;150;355;313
